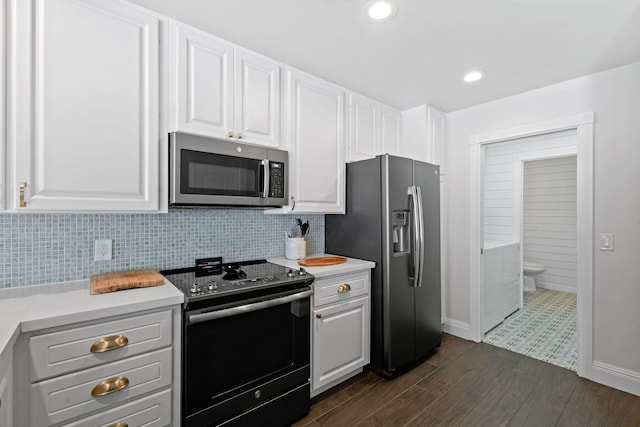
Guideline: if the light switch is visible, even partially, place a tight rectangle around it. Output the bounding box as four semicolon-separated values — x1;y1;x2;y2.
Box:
600;233;614;251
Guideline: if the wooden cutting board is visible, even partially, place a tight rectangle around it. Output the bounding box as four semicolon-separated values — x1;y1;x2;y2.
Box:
90;269;164;295
298;256;347;267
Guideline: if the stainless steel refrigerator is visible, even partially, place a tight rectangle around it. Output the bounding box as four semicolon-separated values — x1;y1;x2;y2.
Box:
326;154;441;376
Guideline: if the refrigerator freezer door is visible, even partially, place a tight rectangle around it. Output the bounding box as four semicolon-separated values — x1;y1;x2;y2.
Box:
413;161;442;357
383;155;416;372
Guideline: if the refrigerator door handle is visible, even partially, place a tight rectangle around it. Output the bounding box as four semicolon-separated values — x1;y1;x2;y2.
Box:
408;185;420;288
416;186;425;288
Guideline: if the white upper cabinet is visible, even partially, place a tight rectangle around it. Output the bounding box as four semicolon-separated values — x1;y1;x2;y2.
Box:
170;22;233;140
284;68;345;214
379;104;402;156
170;22;281;148
0;0;5;210
347;94;379;162
234;48;281;147
346;93;402;162
7;0;161;212
401;104;446;169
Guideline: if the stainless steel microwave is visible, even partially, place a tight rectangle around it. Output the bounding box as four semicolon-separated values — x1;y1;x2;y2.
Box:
169;132;288;207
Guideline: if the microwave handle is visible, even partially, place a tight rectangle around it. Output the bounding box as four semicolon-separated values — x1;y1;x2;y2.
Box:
261;159;269;198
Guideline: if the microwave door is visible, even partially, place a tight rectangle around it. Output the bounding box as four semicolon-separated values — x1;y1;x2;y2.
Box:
174;148;263;206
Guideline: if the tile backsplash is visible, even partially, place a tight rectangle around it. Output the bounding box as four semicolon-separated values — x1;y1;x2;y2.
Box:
0;209;324;288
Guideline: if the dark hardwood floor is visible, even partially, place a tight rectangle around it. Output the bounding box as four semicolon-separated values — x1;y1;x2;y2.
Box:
294;334;640;427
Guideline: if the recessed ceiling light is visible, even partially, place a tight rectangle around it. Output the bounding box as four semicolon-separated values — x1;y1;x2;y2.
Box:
463;70;485;83
365;0;398;22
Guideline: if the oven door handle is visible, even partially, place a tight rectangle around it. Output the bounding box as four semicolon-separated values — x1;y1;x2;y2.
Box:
187;289;313;325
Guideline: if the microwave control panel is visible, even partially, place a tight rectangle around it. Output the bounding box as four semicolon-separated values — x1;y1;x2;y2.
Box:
269;162;285;198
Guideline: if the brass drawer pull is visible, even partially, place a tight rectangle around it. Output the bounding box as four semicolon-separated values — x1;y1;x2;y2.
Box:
90;335;129;353
107;424;129;427
91;376;129;397
19;182;27;207
315;312;321;319
228;131;234;138
337;283;351;293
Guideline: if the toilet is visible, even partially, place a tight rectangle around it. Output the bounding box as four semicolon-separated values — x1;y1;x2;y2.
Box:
523;261;546;292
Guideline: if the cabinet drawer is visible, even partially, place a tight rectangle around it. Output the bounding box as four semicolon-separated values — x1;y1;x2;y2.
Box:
313;271;369;307
61;389;171;427
29;310;172;382
30;347;172;427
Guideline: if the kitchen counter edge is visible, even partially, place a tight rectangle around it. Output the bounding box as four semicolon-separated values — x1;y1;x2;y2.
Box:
267;254;375;278
0;279;184;358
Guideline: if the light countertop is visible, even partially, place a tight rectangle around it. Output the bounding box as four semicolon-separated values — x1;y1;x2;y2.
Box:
268;253;375;278
0;279;184;359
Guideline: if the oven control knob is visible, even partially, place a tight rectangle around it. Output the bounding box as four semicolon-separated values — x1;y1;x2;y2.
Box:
207;282;218;291
190;284;201;294
287;269;296;278
298;268;306;276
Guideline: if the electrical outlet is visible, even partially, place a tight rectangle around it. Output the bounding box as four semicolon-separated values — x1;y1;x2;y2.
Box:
94;239;113;261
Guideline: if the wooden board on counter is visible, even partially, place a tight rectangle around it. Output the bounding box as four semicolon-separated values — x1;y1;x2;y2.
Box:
90;270;164;295
298;256;347;267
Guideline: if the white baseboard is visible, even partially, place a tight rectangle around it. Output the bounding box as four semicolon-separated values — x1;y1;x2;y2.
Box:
589;361;640;397
443;317;473;341
537;282;577;294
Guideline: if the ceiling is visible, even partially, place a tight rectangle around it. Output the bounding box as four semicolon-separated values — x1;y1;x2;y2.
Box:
128;0;640;112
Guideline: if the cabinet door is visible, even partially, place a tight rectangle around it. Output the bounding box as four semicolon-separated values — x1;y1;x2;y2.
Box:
347;93;378;162
170;21;234;139
285;68;345;213
234;48;281;148
0;0;5;210
0;350;12;427
312;296;369;392
10;0;160;211
379;105;402;156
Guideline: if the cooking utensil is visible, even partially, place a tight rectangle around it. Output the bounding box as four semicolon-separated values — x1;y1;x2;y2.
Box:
301;221;309;236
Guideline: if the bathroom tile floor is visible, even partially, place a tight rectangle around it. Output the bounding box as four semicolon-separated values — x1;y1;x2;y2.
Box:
484;288;577;371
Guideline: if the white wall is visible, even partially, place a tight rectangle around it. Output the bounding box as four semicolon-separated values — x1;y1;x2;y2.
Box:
523;156;577;293
483;130;577;244
445;61;640;376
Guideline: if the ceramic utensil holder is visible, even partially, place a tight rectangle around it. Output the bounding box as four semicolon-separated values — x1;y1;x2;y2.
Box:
286;237;306;260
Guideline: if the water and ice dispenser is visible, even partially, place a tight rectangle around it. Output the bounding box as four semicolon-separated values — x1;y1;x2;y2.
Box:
392;210;410;254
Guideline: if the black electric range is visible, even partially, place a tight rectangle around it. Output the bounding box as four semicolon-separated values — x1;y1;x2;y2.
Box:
162;259;314;427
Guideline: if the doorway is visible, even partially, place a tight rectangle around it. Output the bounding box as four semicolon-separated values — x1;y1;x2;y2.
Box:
468;113;594;378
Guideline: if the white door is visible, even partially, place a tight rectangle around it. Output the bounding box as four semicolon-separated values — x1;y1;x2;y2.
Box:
234;48;281;147
171;21;234;139
9;0;160;211
347;93;378;162
285;68;345;213
312;296;369;392
379;105;402;156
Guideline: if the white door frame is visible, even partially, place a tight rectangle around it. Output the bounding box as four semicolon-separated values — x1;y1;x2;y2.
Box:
468;112;594;378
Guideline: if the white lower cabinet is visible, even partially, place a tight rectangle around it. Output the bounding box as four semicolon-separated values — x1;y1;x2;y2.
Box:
14;307;180;427
311;270;370;396
0;349;12;427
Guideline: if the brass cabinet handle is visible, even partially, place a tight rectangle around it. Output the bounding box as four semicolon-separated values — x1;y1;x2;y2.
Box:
19;182;27;207
228;131;234;138
90;335;129;353
91;376;129;397
337;283;351;293
315;312;321;319
107;424;129;427
237;133;243;139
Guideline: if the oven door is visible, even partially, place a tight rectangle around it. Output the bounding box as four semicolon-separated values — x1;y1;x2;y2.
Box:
184;290;311;426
